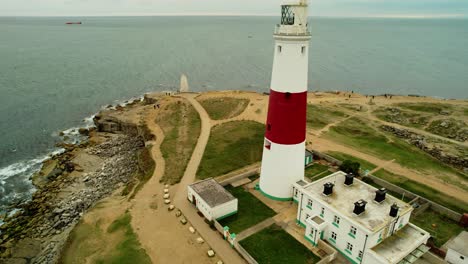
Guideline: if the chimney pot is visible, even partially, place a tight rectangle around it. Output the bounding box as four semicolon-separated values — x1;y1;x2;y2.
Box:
353;199;367;215
323;182;334;196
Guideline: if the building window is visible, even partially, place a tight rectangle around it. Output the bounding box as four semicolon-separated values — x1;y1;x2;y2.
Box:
320;207;325;216
460;256;464;260
301;46;306;54
294;189;298;197
347;242;353;252
334;215;340;225
278;45;282;53
358;251;363;259
350;226;357;235
307;199;313;208
309;228;314;236
331;232;337;240
305;214;310;220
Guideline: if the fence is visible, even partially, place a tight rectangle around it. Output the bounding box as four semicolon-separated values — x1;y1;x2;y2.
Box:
213;220;259;264
233;241;259;264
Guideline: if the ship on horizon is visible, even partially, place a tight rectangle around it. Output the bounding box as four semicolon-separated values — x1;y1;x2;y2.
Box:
65;22;82;25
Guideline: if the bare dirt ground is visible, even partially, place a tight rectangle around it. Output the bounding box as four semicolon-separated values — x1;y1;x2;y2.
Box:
129;96;220;264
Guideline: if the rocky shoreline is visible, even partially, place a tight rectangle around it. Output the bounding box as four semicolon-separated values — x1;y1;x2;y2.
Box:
0;98;155;264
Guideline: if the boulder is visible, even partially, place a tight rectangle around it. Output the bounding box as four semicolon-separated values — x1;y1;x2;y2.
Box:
207;250;215;257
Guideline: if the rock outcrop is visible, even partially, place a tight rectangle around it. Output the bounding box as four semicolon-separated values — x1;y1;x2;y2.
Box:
381;125;468;171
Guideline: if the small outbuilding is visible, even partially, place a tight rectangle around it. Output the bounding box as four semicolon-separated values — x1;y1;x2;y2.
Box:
305;149;313;166
445;231;468;264
187;178;238;222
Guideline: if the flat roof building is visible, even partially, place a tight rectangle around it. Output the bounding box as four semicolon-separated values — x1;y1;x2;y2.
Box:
293;171;430;264
187;178;238;222
445;231;468;264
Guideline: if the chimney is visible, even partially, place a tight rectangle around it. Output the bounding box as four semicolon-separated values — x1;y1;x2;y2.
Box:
390;203;399;217
323;182;334;196
353;199;367;215
344;173;354;186
375;188;387;203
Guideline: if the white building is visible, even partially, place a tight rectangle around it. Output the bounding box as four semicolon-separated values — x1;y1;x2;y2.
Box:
292;171;431;264
445;231;468;264
187;178;238;222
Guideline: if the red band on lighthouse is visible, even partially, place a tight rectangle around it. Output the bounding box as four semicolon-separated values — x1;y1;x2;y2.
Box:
265;89;307;145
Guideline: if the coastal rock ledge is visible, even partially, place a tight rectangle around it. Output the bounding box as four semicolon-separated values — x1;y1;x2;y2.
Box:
0;102;153;264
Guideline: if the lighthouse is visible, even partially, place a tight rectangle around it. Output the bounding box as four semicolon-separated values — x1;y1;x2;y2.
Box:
259;0;311;200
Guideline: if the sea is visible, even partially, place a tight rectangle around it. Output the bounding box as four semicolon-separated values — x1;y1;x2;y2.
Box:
1;16;468;218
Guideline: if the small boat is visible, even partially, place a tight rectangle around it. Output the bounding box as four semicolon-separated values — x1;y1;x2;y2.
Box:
66;22;82;25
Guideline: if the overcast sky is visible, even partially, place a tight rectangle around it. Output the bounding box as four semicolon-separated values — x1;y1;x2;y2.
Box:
2;0;467;17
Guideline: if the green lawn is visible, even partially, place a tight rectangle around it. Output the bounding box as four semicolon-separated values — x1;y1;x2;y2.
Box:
325;151;377;172
240;224;321;264
159;101;201;184
197;121;264;179
305;163;331;181
324;117;466;184
307;104;348;130
198;97;249;120
61;212;151;264
410;210;467;247
218;186;276;234
373;169;468;213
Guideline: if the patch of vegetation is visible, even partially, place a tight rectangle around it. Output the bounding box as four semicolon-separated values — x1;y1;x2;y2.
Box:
158;101;201;184
339;160;361;176
199;97;249;120
99;213;152;264
325;118;465;181
61;213;151;264
218;186;276;234
197;121;264;179
325;151;377;172
129;146;155;199
426;118;467;142
396;103;453;114
240;224;320;264
373;169;468;213
305;163;331;181
307;104;348;130
373;107;430;128
410;210;466;247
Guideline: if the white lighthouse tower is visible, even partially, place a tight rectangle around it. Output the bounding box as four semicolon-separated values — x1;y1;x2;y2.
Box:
259;0;311;200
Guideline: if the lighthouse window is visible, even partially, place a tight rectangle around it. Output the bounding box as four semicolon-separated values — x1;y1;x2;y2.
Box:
281;5;295;25
277;45;282;53
301;46;306;54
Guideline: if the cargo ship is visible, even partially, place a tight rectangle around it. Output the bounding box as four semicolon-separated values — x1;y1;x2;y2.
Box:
65;22;82;25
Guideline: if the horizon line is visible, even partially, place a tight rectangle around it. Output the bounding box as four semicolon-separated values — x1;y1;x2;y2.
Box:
0;13;467;19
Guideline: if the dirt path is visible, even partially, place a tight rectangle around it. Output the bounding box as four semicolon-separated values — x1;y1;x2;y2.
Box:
130;106;217;264
173;93;246;264
311;137;468;201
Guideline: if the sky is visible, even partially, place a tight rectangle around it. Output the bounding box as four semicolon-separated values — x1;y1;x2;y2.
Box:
1;0;467;17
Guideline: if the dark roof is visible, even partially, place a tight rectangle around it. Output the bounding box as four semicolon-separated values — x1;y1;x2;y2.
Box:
189;178;236;208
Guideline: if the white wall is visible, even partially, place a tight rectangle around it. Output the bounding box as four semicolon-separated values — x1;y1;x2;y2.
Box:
295;188;370;263
212;199;238;221
446;249;468;264
270;38;309;93
187;186;213;221
260;141;305;199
